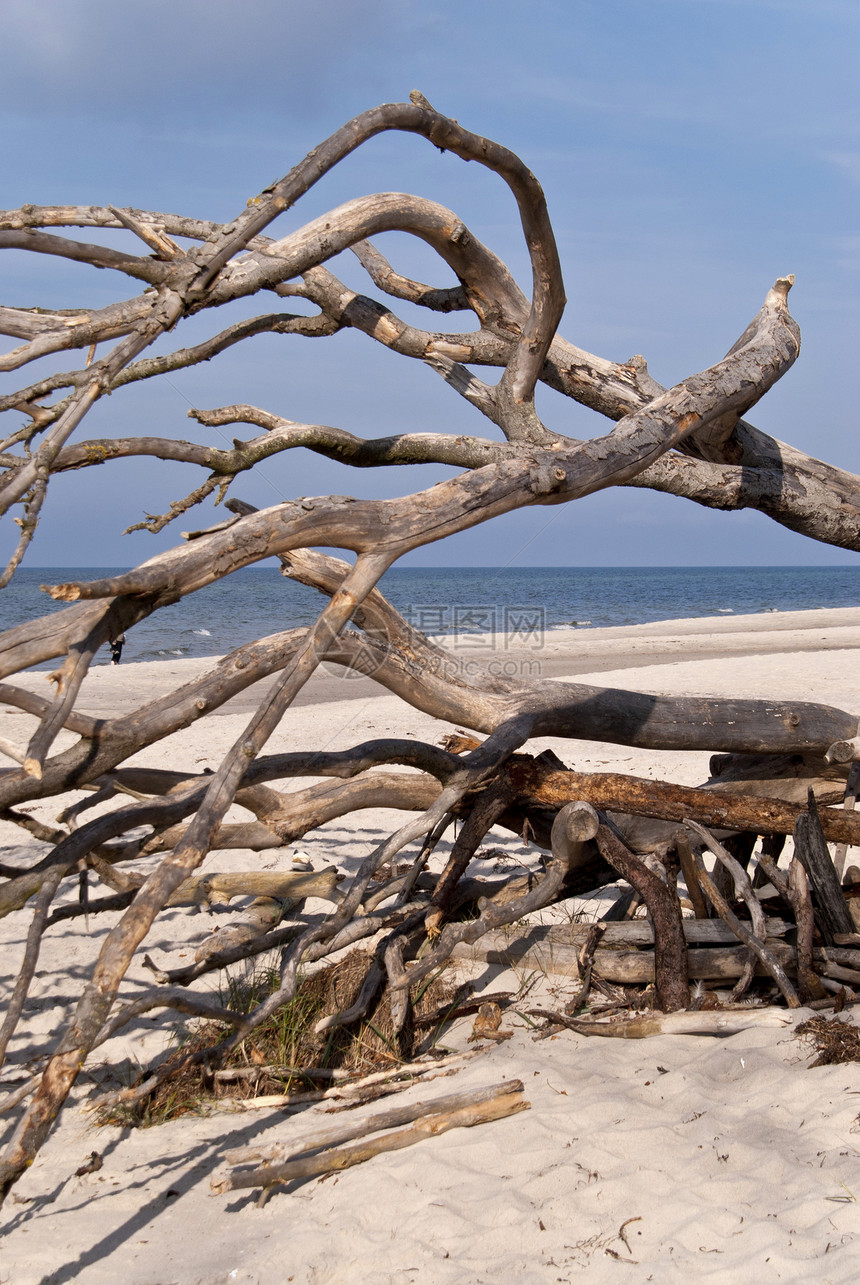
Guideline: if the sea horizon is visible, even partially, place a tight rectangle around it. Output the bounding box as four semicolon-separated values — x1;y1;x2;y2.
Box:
4;564;859;668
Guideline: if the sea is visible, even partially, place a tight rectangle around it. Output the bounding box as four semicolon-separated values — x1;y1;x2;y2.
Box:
2;565;859;668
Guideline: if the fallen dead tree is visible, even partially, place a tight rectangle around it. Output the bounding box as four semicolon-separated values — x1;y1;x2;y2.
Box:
1;96;859;1204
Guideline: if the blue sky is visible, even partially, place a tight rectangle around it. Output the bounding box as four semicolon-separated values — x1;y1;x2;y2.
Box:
1;0;857;567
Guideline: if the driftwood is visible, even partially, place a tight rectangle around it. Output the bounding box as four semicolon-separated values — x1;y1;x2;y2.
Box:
507;761;860;847
211;1050;482;1111
220;1057;491;1168
593;824;689;1011
686;854;800;1008
164;867;344;909
55;867;346;918
214;1080;528;1194
506;917;791;945
794;789;855;944
786;857;828;1003
451;922;795;984
685;821;770;1000
565;922;607;1014
451;914;860;994
1;98;859;1204
675;831;711;919
558;1009;794;1039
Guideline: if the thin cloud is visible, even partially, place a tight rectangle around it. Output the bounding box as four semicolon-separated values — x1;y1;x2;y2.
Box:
824;152;860;185
0;0;406;121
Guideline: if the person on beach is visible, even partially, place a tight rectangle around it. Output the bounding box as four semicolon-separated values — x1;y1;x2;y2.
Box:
109;633;126;665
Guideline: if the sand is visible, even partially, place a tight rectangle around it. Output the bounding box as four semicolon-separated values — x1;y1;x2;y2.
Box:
2;608;860;1283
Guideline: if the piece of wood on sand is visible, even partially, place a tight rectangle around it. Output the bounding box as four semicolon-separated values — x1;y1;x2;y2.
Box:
213;1080;528;1195
560;1008;795;1039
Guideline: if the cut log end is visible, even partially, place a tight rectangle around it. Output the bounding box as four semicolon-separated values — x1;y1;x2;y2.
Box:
825;736;860;765
550;801;600;870
554;800;600;844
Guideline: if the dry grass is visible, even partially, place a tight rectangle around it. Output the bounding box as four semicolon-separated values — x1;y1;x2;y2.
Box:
105;949;460;1127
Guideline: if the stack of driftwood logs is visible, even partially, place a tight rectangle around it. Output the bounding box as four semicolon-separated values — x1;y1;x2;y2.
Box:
208;741;860;1200
443;737;860;1018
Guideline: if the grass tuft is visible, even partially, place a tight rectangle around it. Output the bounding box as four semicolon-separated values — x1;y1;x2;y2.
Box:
103;949;457;1127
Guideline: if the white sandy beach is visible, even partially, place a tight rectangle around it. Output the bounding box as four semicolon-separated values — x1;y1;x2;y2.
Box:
2;609;860;1284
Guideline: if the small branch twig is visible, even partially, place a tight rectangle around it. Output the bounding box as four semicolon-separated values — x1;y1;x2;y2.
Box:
565;922;607;1015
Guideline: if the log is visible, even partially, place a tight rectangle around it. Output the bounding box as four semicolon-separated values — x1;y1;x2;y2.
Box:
818;962;860;986
562;1009;794;1039
708;751;848;782
507;760;860;845
815;947;860;969
216;1081;528;1192
450;923;795;983
787;856;827;1002
676;831;710;919
452;917;791;947
276;547;860;763
164;867;343;908
551;800;601;864
707;751;850;810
